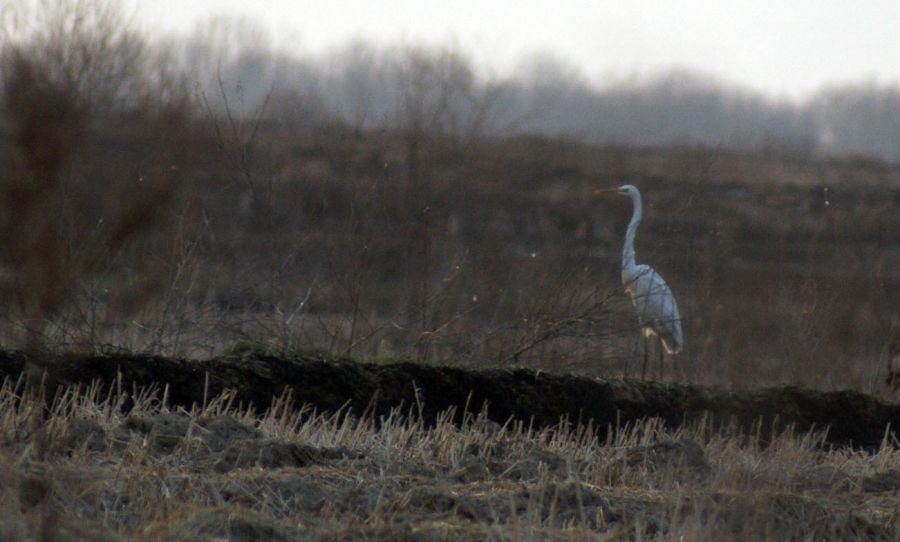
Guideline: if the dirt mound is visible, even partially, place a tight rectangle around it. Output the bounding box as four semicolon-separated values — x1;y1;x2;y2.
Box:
2;349;898;449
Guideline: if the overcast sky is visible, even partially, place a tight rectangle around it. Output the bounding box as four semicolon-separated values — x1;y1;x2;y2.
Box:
134;0;900;101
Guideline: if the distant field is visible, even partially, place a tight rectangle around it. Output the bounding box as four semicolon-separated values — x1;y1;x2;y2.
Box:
1;116;899;391
2;0;899;393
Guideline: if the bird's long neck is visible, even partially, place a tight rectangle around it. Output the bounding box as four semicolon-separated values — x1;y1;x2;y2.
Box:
622;189;642;275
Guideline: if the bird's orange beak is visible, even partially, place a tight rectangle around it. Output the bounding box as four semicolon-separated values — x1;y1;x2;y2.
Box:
593;188;619;196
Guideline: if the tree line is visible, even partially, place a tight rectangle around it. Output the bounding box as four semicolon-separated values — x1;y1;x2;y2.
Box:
4;2;900;161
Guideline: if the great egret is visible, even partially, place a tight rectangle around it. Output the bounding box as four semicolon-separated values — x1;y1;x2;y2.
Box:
595;185;683;380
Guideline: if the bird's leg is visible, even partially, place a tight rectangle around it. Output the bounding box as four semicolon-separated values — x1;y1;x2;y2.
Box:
658;338;664;381
641;335;649;381
676;356;687;383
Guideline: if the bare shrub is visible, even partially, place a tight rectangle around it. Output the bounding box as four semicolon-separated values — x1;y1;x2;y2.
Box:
2;0;147;113
0;0;195;354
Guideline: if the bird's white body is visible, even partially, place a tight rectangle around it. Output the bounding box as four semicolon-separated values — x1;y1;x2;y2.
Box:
623;264;682;354
615;185;683;355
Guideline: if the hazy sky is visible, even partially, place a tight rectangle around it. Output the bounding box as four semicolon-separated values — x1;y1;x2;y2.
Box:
134;0;900;100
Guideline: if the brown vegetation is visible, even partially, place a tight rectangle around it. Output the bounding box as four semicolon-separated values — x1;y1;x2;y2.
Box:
0;2;899;539
1;378;898;541
0;1;897;392
6;119;897;389
2;350;899;450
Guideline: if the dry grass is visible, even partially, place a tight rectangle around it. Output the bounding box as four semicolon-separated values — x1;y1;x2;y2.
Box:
1;378;898;541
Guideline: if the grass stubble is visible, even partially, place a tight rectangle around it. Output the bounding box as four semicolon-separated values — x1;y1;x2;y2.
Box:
0;376;898;541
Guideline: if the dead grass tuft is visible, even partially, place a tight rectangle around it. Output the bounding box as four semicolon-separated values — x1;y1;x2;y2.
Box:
0;379;897;540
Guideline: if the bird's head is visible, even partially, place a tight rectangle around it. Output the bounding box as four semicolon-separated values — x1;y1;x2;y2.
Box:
593;184;639;197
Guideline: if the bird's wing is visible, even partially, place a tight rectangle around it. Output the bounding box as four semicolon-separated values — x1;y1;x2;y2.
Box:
627;265;683;353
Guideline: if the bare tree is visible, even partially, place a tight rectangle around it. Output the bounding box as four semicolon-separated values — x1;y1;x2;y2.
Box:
812;83;900;161
0;1;191;353
2;0;147;113
184;14;277;117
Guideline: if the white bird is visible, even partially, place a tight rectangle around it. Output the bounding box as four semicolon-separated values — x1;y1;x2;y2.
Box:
595;184;683;380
